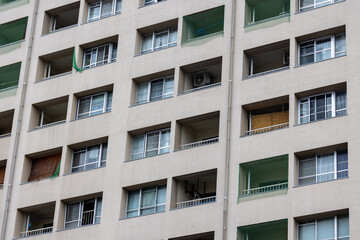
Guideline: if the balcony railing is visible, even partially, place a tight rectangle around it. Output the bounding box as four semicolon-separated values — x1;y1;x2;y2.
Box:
181;82;221;95
245;122;289;135
247;66;290;79
179;137;219;150
81;210;95;226
242;182;288;196
176;196;216;208
35;120;66;130
20;226;53;237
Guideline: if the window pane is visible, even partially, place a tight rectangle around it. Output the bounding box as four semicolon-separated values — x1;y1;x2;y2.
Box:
169;29;177;44
90;94;105;115
317;153;334;174
154;31;168;49
116;0;122;12
66;202;80;222
335;90;347;115
146;132;160;151
300;55;314;65
315;95;326;120
141;207;155;215
86;145;100;164
150;80;164;101
95;198;102;223
141;187;156;207
299;224;315;240
136;82;149;104
127;191;140;211
141;34;153;53
300;0;314;9
160;130;170;148
131;134;145;159
78;97;91;117
335;33;346;57
126;210;138;218
299;177;316;185
156;204;165;212
299;157;316;177
101;143;108;161
107;92;113;111
157;185;166;204
84;52;92;67
338;215;349;237
316;49;331;62
96;46;106;64
73;151;85;167
89;3;100;20
164;77;174;97
317;218;334;240
101;0;113;17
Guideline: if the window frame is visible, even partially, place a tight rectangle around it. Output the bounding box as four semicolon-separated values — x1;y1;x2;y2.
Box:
143;0;163;6
87;0;122;22
82;43;117;69
76;91;112;119
298;33;345;66
298;150;348;185
140;27;177;54
135;75;174;105
299;0;343;12
71;143;107;173
298;90;346;124
125;185;166;218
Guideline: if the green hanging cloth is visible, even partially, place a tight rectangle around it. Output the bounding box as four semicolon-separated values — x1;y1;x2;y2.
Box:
72;49;83;72
51;162;61;178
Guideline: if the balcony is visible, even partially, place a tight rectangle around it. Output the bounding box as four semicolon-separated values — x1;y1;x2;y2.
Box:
238;219;287;240
29;96;68;130
0;62;21;96
239;155;288;200
169;231;214;240
244;0;290;31
16;202;55;238
178;57;222;95
171;169;216;209
0;17;27;53
0;109;14;138
243;40;289;79
22;148;62;183
175;112;219;151
182;6;224;44
242;96;289;136
42;2;79;35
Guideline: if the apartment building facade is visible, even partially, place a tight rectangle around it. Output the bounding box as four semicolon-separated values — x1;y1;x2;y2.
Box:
0;0;358;239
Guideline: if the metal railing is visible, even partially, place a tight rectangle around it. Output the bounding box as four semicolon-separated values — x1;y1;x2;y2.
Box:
0;133;11;139
245;122;289;135
246;12;290;27
20;226;53;237
81;210;95;226
247;66;290;79
242;182;288;196
182;82;221;95
179;137;219;150
35;120;66;130
176;196;216;208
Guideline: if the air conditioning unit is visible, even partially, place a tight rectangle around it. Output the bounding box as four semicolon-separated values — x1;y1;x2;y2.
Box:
193;70;213;88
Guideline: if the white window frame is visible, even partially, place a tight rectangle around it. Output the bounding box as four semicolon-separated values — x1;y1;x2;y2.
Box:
87;0;122;22
140;27;177;54
143;0;162;6
82;43;117;69
126;185;166;218
71;143;107;173
298;33;345;65
299;0;343;12
298;150;348;185
298;90;346;124
131;128;170;160
298;215;349;240
64;197;102;228
76;91;112;119
136;75;174;105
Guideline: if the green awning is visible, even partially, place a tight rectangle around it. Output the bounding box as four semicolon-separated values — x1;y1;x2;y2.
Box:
0;62;21;91
0;17;28;46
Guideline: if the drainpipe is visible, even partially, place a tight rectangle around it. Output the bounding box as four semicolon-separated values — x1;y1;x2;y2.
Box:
1;0;39;239
222;0;236;239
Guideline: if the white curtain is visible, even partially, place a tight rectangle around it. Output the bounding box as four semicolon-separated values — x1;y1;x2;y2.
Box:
159;130;170;153
154;32;168;49
317;153;334;182
141;34;153;53
131;134;145;159
101;0;113;17
164;77;174;97
136;82;149;104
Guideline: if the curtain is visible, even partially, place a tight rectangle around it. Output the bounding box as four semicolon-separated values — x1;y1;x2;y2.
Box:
141;34;153;53
136;82;149;104
164;77;174;97
299;156;316;185
78;97;91;117
141;187;156;215
146;132;160;156
316;38;331;61
72;151;85;172
317;153;334;182
89;3;100;20
299;99;310;123
317;218;334;240
150;80;163;101
85;145;100;170
335;90;347;116
159;130;170;154
154;32;168;49
96;46;106;64
101;0;113;17
131;134;145;159
90;94;105;115
335;33;346;57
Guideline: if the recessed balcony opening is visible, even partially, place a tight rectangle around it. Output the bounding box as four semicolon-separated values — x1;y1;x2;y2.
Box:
22;148;62;183
244;0;290;27
243;40;289;78
0;109;14;137
0;17;27;47
239;155;288;198
175;112;219;150
171;169;217;209
178;57;222;94
0;160;6;188
29;96;68;130
42;2;79;34
36;48;73;81
169;231;215;240
182;6;224;43
242;96;289;136
238;219;288;240
17;203;55;238
0;62;21;92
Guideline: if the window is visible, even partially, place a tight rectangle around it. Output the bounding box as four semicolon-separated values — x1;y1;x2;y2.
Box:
76;91;112;119
64;197;102;229
126;185;166;217
298;149;348;185
83;43;117;69
299;33;346;65
136;75;174;104
71;143;107;173
299;0;343;12
88;0;122;21
141;28;177;54
143;0;163;6
298;215;349;240
298;90;346;124
131;128;170;160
